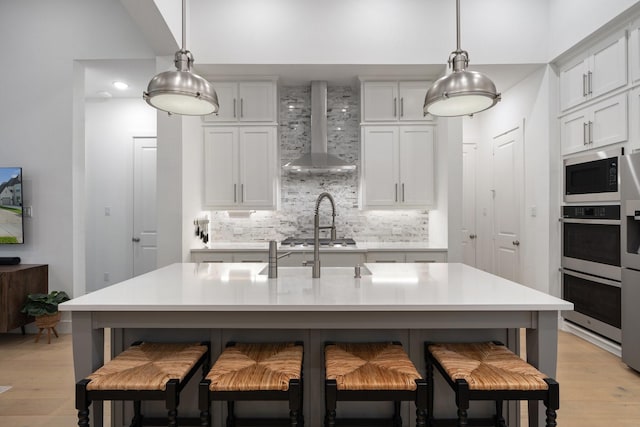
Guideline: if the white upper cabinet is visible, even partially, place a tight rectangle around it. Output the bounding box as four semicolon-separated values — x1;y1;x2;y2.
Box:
560;93;627;155
361;80;433;122
629;20;640;84
559;30;627;111
203;126;277;210
203;81;277;123
361;125;435;208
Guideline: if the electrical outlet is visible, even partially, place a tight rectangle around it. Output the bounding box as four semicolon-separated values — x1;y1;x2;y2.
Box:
104;207;111;216
530;206;537;217
103;272;110;282
24;206;32;218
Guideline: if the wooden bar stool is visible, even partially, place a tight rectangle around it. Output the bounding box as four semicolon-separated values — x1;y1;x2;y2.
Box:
425;341;559;427
199;342;304;427
76;341;210;427
324;342;427;427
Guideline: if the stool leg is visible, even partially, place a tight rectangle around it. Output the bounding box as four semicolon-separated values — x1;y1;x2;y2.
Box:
35;328;44;343
545;378;560;427
426;350;434;426
199;380;211;427
415;379;427;427
166;379;179;427
226;401;235;427
393;401;402;426
52;326;59;338
129;401;142;427
76;379;91;427
455;380;470;427
324;379;337;427
47;327;52;344
495;400;506;427
289;379;301;427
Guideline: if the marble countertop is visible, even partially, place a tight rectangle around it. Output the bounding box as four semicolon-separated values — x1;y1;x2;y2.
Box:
60;263;572;312
191;241;448;252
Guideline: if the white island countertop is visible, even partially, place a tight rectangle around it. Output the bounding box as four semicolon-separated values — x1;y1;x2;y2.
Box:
60;262;571;312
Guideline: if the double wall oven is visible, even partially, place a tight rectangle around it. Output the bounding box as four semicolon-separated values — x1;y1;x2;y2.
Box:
561;148;623;343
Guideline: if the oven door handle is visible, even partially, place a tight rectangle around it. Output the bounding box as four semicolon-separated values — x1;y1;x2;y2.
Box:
559;218;620;225
559;268;622;288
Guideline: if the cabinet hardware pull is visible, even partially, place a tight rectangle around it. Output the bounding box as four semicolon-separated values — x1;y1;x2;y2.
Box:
402;183;405;202
233;99;237;118
512;240;520;246
132;237;140;242
583;122;589;145
587;71;593;95
240;98;244;118
400;97;404;117
589;120;593;144
583;74;588;97
241;183;244;203
395;183;398;202
469;234;477;239
393;97;397;117
234;184;237;203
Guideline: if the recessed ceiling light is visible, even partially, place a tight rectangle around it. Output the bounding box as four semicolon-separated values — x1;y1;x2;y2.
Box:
112;81;129;90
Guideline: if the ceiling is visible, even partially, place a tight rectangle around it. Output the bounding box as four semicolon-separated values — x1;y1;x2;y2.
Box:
84;60;543;100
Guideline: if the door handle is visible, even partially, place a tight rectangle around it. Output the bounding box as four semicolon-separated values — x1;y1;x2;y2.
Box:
240;98;244;118
588;121;593;144
395;183;398;202
587;71;593;95
469;234;477;239
234;184;237;203
132;237;140;242
512;240;520;246
393;97;397;117
233;99;237;118
402;183;405;202
582;73;588;97
583;122;589;145
400;97;404;117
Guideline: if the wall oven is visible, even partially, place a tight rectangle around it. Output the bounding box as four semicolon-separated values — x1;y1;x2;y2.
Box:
564;147;622;203
561;204;621;342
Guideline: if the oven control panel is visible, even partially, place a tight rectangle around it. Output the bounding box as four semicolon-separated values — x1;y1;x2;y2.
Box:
563;205;620;219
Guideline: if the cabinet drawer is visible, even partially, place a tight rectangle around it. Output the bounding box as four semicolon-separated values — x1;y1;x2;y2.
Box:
191;253;233;263
366;251;405;263
405;251;447;263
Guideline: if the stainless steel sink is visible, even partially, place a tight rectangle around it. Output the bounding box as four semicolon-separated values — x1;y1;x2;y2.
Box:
258;265;371;277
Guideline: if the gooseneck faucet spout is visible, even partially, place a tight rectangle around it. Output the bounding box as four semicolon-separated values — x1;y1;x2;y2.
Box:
313;192;337;278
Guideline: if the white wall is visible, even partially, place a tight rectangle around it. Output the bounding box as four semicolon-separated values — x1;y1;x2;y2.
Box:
188;0;549;65
469;66;555;294
0;1;155;304
549;0;640;60
85;98;156;292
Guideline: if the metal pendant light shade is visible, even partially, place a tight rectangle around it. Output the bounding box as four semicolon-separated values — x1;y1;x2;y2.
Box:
143;0;219;116
424;0;500;117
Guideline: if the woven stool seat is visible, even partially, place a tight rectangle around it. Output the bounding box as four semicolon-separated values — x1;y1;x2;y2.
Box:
199;342;304;427
86;342;208;391
76;341;209;427
326;342;422;391
425;341;559;427
428;342;549;391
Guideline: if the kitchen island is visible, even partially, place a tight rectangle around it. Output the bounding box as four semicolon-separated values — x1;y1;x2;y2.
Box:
60;262;572;427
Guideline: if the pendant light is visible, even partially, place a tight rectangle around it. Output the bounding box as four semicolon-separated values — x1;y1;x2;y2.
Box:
143;0;218;116
424;0;500;117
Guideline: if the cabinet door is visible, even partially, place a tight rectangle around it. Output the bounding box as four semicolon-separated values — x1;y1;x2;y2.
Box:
362;126;399;207
191;252;233;263
362;82;398;121
560;109;589;155
232;252;268;263
559;56;589;111
629;87;640;152
239;82;276;122
239;127;276;208
204;128;238;207
203;82;238;122
591;93;627;149
630;26;640;84
590;32;627;99
320;253;366;267
398;81;430;121
366;251;405;263
399;126;435;207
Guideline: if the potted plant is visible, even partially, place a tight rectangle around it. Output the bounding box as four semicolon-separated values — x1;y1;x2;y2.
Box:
21;291;70;343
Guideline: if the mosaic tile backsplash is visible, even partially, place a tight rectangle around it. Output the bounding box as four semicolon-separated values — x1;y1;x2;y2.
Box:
206;85;430;243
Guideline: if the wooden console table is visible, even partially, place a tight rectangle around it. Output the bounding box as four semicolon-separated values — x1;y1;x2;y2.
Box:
0;264;48;333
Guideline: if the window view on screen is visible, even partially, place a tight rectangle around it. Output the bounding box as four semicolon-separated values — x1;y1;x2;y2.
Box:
0;167;23;244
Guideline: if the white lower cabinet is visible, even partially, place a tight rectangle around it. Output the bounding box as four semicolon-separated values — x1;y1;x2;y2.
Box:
361;125;435;208
203;126;277;210
560;93;627;155
366;251;447;263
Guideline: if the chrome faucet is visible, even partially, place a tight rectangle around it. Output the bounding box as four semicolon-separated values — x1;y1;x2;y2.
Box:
313;192;337;278
268;241;291;279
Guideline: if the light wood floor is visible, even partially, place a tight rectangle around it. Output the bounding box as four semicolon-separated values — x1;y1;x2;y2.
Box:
0;330;638;426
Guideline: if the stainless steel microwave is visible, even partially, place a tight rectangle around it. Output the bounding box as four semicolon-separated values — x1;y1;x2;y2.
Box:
564;148;623;203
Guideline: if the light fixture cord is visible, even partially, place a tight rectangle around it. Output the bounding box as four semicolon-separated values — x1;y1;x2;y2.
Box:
456;0;461;52
182;0;186;51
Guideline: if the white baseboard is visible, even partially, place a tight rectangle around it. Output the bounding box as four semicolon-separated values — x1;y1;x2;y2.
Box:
561;318;621;357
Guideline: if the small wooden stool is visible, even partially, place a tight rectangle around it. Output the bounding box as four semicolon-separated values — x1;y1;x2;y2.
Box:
76;341;210;427
324;342;427;427
34;312;60;344
425;341;559;427
199;342;304;427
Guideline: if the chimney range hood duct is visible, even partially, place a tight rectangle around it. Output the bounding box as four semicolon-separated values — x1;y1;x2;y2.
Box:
283;81;356;173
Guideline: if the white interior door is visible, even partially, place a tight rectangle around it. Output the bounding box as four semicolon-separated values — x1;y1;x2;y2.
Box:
492;127;522;282
133;137;157;277
462;143;477;267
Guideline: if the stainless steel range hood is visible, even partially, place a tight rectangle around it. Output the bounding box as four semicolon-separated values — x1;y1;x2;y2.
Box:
283;81;356;173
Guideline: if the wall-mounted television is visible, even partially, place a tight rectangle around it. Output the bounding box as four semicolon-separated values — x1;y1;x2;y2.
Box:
0;167;23;244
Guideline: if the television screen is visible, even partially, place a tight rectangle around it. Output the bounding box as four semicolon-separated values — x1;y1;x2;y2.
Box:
0;167;23;244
